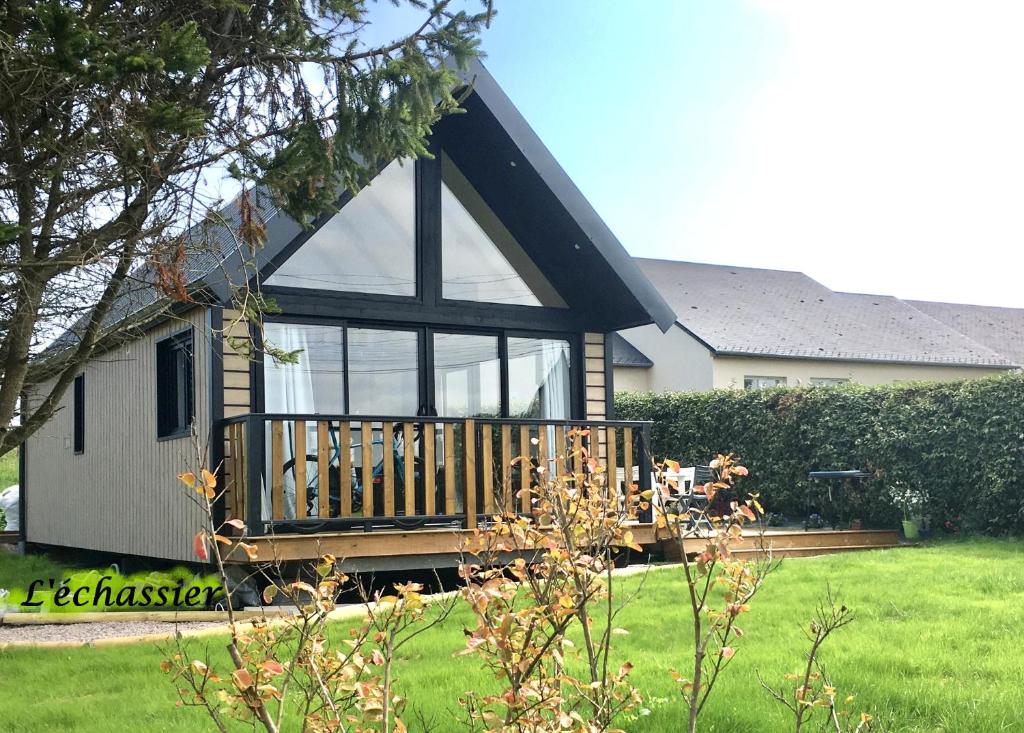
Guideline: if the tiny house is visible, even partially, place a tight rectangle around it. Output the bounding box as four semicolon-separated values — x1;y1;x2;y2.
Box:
21;61;674;568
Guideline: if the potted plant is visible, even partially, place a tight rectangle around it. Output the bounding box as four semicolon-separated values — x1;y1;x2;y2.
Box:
889;481;926;540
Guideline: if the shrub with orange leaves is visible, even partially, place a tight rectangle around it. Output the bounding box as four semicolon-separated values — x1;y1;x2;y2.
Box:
163;437;454;733
653;453;779;733
458;428;644;732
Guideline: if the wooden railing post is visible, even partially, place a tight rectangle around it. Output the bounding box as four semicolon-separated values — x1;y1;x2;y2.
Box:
245;415;265;537
463;420;477;528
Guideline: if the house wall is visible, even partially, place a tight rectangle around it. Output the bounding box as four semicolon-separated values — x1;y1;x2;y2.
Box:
711;355;1010;389
613;324;714;393
25;307;212;562
613;366;651;393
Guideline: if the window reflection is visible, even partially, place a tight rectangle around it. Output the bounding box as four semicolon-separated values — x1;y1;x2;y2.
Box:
433;333;500;417
441;154;565;307
347;328;420;415
507;338;571;419
263;323;345;414
266;160;416;296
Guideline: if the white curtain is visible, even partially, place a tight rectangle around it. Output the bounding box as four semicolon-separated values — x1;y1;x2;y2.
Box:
263;324;316;520
537;341;570;420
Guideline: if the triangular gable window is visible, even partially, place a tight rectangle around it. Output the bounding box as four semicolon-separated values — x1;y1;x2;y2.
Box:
265;160;416;296
441;153;566;308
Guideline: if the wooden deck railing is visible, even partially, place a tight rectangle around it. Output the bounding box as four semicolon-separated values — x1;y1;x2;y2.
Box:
221;414;652;536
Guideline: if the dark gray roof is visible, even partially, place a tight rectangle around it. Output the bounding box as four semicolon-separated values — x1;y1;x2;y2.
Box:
907;300;1024;367
630;258;1017;367
610;332;653;367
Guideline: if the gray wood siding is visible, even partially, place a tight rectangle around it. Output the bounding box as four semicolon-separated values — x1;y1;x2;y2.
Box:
25;307;212;562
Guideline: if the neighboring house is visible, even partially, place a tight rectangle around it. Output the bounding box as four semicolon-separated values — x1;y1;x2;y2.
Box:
615;258;1020;393
21;61;674;567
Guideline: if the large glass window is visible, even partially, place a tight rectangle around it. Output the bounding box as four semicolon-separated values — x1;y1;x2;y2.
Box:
263;323;345;414
441;154;565;307
265;160;416;296
347;328;420;415
507;337;572;419
433;333;500;417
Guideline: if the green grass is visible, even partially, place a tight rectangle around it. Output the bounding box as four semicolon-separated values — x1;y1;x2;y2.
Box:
0;551;70;592
2;539;1023;731
0;449;18;487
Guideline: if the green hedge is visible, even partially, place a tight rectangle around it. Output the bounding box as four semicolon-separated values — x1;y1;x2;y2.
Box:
615;372;1024;534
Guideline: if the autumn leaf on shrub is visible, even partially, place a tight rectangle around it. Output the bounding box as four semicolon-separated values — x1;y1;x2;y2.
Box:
193;531;209;561
232;668;253;690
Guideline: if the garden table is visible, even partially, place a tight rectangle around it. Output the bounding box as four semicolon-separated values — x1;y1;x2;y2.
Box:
805;470;871;530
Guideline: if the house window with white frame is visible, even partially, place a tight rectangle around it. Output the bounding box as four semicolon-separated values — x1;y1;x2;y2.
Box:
743;375;787;390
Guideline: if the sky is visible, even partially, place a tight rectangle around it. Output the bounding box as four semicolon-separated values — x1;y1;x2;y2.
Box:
453;1;1024;308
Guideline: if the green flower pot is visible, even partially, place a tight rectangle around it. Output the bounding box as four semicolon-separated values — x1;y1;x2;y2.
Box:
902;519;920;540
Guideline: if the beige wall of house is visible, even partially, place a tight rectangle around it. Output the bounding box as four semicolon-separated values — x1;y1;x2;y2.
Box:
711;356;1009;389
613;324;714;393
25;307;213;562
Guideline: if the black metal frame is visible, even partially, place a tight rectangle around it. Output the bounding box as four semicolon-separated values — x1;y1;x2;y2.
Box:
254;316;586;422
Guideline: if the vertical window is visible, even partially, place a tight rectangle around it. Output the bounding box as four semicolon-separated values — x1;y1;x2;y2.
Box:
157;330;194;438
433;333;500;417
743;375;787;390
265;160;417;295
72;373;85;454
263;323;345;414
347;328;420;415
507;337;572;419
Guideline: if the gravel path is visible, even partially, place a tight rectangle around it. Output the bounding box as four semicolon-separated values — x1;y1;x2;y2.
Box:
0;620;224;645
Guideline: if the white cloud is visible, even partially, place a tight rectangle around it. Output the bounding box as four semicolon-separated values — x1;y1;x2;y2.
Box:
673;1;1024;306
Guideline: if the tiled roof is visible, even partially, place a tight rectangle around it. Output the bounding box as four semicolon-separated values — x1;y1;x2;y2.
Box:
907;300;1024;367
629;258;1018;367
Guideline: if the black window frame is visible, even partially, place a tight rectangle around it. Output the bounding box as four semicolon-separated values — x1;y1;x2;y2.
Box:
257;142;577;326
156;327;195;440
72;373;85;454
256;317;582;420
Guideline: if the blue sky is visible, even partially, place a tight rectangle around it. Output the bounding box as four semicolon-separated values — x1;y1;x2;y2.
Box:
375;1;1024;307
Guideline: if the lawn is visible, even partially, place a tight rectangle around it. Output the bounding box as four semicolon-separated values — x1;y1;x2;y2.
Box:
1;539;1022;732
0;551;69;592
0;449;17;488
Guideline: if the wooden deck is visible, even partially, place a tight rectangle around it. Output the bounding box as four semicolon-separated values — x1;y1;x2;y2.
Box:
243;525;903;568
219;412;904;570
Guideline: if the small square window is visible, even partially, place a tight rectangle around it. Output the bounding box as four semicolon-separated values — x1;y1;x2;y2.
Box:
73;373;85;454
744;375;787;390
157;329;194;438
